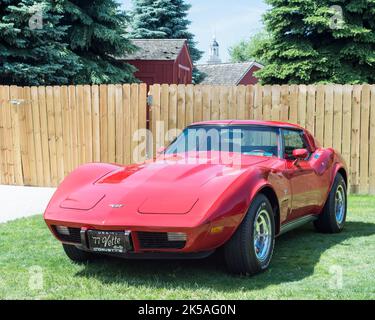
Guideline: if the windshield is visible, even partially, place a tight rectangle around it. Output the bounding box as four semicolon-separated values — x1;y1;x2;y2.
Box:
165;125;279;157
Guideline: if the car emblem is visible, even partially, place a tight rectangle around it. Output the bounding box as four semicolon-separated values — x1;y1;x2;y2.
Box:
109;204;124;208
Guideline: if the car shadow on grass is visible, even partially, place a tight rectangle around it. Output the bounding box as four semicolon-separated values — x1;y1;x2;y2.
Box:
75;221;375;291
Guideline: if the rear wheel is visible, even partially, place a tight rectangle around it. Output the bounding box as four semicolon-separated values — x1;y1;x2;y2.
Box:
314;173;347;233
224;194;275;276
62;244;94;263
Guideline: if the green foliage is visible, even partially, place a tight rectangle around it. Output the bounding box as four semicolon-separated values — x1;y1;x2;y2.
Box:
0;0;137;86
131;0;203;82
229;31;269;65
256;0;375;84
0;0;81;86
56;0;137;84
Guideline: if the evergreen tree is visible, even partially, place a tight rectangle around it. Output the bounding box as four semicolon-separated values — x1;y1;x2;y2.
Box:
56;0;137;84
255;0;375;84
130;0;203;83
0;0;81;86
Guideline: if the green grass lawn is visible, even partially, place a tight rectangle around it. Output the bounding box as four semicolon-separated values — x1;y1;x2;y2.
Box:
0;196;374;300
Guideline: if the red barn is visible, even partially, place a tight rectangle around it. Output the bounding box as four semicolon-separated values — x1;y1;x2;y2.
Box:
121;39;193;86
197;62;263;85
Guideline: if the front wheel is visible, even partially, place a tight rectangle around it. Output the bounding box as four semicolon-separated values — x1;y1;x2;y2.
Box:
224;194;275;276
314;173;347;233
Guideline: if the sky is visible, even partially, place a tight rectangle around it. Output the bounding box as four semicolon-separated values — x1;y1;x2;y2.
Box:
120;0;268;63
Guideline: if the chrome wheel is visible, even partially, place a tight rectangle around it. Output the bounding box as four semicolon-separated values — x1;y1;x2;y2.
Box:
253;207;272;262
335;185;346;225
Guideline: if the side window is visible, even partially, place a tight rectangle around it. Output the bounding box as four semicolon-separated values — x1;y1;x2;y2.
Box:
283;130;309;160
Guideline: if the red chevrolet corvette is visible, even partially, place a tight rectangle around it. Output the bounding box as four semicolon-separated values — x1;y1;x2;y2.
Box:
44;120;348;275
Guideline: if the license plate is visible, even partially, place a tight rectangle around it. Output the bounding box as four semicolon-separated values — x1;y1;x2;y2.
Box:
87;231;128;253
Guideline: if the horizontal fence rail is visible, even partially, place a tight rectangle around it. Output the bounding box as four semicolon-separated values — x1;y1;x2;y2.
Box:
0;83;374;194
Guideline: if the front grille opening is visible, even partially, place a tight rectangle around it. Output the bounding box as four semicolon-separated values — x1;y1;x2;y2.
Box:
52;226;81;244
137;232;186;250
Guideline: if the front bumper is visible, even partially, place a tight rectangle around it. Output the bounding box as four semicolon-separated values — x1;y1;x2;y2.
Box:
47;222;228;255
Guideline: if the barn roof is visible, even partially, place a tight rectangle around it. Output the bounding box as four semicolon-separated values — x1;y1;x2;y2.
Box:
197;62;263;85
121;39;188;61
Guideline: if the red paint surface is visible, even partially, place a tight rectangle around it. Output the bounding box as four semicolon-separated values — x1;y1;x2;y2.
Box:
238;65;262;85
44;121;347;253
126;42;193;86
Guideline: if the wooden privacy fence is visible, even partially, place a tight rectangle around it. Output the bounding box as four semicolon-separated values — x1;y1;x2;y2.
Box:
0;84;147;187
0;83;374;194
148;84;375;194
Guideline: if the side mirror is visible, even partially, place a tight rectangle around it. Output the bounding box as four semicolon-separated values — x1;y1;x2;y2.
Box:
292;148;309;160
157;146;167;155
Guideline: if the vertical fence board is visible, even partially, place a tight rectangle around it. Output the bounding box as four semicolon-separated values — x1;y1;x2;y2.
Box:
280;85;289;122
185;84;194;127
91;85;100;162
369;86;375;195
123;84;131;164
68;86;79;171
324;85;334;148
193;85;202;123
359;84;370;194
254;85;263;120
236;86;246;120
10;86;23;185
99;85;108;163
333;85;343;153
271;85;281;121
38;86;51;186
31;86;43;186
315;85;325;145
351;85;362;193
168;84;178;142
61;86;71;178
115;84;124;164
130;84;139;163
54;86;65;183
289;85;298;124
107;85;116;164
83;85;93;164
219;86;229;120
228;86;237;119
245;85;254;120
76;85;85;166
0;86;6;184
150;84;161;158
342;85;352;186
138;84;148;163
306;85;316;135
297;85;307;127
24;86;37;186
160;84;170;148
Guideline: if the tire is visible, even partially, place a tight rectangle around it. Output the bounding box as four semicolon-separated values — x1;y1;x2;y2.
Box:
224;194;275;276
314;173;347;234
62;244;94;263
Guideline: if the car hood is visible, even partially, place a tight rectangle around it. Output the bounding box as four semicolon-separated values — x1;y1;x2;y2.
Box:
58;153;270;215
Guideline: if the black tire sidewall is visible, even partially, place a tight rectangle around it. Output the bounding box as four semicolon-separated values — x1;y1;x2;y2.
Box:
245;195;275;271
329;175;347;231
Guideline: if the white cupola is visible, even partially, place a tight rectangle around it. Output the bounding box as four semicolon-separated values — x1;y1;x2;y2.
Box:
207;35;221;64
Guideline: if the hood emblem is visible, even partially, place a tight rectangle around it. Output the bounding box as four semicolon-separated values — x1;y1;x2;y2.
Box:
109;204;124;209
